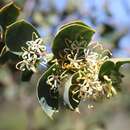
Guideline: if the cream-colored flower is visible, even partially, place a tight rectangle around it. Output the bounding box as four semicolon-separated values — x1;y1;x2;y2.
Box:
64;42;116;104
16;34;47;72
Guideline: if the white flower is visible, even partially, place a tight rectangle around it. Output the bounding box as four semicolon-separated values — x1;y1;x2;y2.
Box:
16;34;47;72
62;41;116;103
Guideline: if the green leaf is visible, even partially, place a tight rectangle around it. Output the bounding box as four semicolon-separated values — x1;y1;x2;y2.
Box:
37;64;59;118
99;58;130;89
0;34;5;54
59;20;91;30
0;2;20;31
0;51;20;64
110;58;130;71
99;58;130;79
0;45;6;56
99;61;115;80
52;21;95;60
109;70;123;90
71;71;84;84
63;73;81;110
5;20;40;54
21;70;33;81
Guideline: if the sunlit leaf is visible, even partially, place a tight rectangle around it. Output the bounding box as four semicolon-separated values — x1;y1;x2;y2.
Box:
110;58;130;71
99;61;115;80
99;58;130;90
59;20;91;30
37;64;59;118
0;33;4;54
63;73;80;110
99;58;130;78
0;2;20;31
52;22;95;60
5;20;40;54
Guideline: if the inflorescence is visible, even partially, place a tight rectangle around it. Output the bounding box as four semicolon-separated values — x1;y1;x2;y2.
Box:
46;40;117;108
16;34;47;72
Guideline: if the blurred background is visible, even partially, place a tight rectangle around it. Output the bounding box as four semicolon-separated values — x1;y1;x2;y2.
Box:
0;0;130;130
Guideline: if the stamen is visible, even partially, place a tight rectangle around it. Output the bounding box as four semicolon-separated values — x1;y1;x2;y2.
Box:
16;34;47;72
62;41;116;101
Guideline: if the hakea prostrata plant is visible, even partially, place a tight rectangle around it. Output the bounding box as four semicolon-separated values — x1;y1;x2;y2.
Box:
43;41;116;113
0;3;130;119
36;21;130;118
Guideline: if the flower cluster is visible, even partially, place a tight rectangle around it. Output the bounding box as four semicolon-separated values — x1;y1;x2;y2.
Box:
16;34;47;72
70;42;117;106
47;40;117;108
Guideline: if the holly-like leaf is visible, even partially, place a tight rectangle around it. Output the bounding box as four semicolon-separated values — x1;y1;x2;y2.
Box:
110;58;130;71
99;61;115;80
0;2;20;31
52;21;95;60
99;58;130;77
0;33;4;54
0;51;20;65
37;64;59;118
59;20;90;30
99;58;130;89
0;45;6;57
5;20;40;54
63;73;81;110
